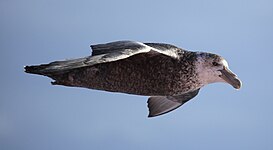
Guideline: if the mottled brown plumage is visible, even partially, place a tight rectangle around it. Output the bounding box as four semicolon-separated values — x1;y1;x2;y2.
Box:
50;51;198;96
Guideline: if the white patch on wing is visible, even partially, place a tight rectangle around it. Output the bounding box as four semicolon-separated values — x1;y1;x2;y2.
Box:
87;41;180;66
144;44;179;59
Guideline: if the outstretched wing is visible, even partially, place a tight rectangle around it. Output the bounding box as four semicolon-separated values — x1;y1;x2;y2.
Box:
79;40;183;68
90;40;183;58
147;89;200;117
91;41;146;56
25;41;183;75
144;42;184;56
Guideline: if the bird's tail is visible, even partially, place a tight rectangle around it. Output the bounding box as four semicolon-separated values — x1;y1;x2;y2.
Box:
24;57;88;77
25;64;51;75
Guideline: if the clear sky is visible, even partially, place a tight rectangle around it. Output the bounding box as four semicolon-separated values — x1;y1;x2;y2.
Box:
1;0;273;150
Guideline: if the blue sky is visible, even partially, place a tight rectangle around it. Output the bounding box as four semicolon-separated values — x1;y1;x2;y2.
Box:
1;0;273;150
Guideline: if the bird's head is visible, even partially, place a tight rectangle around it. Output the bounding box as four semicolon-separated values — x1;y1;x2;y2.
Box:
195;52;242;89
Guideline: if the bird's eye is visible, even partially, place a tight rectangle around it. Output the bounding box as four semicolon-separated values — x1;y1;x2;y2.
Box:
212;62;219;66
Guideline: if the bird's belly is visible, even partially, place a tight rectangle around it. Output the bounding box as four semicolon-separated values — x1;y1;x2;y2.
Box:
70;66;173;96
65;54;187;96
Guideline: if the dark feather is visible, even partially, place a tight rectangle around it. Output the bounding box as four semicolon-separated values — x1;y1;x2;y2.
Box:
147;89;200;117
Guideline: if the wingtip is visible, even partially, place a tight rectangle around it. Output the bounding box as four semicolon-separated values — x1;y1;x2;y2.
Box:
147;113;153;118
147;112;163;118
147;114;157;118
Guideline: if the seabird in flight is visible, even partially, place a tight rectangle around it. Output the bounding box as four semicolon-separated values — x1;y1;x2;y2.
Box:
25;41;242;117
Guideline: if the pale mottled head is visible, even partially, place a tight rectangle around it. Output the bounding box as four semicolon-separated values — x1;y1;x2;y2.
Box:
195;52;242;89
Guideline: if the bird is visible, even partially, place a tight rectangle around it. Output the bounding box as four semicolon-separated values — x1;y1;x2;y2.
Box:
25;41;242;117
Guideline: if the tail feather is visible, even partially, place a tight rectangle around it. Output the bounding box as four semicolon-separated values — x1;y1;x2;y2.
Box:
25;64;53;75
24;57;88;76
